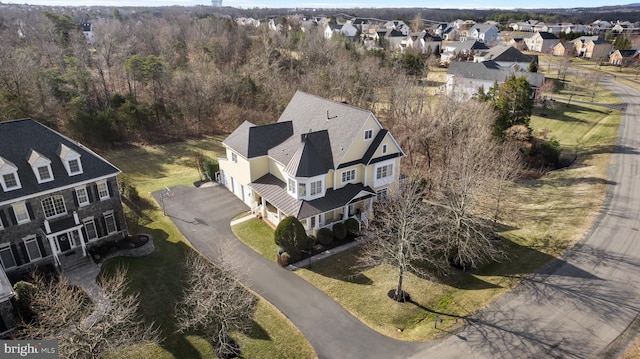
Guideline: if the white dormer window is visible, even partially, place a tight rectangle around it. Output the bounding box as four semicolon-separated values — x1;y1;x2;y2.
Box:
28;150;54;184
58;144;83;176
364;129;373;140
0;156;21;192
310;180;323;196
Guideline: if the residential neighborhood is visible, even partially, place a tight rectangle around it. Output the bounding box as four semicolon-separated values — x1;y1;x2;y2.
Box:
2;2;640;358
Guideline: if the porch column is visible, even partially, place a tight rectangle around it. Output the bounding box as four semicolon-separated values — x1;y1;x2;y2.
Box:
77;228;87;257
277;208;281;222
47;235;60;266
261;197;266;218
314;214;320;230
368;198;373;211
343;205;349;220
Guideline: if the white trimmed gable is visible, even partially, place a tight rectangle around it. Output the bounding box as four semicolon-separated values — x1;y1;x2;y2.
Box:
58;143;83;176
0;156;21;192
27;150;54;184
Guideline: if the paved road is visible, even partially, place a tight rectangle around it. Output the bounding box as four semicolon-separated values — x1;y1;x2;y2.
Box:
154;185;428;359
411;75;640;358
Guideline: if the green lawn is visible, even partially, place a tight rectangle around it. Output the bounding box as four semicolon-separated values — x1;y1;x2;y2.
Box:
231;219;278;263
101;140;316;359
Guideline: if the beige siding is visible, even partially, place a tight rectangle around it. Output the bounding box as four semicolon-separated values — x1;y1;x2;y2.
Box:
341;115;381;164
219;147;251;201
325;170;335;189
371;135;401;158
250;157;269;181
270;160;287;182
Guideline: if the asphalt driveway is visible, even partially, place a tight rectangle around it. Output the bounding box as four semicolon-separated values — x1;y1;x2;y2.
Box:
153;184;428;359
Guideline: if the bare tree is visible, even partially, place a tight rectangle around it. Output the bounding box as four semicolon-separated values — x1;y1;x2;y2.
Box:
176;252;256;358
359;180;447;302
15;268;160;359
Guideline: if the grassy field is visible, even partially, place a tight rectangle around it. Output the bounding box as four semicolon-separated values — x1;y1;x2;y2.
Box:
101;139;316;359
231;218;278;263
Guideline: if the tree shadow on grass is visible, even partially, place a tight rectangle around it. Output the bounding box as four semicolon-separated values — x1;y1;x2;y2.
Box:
246;319;271;341
101;227;201;359
305;247;374;285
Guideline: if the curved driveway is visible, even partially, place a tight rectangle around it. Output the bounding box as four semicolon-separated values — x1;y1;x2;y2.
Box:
154;185;428;359
157;75;640;359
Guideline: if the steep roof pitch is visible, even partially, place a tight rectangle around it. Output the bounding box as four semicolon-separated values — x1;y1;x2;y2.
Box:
283;132;333;178
0;119;120;203
536;32;559;40
450;40;489;52
223;121;293;159
573;35;600;45
273;91;378;169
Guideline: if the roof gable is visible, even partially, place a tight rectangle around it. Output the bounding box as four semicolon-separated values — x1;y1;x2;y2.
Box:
0;119;120;203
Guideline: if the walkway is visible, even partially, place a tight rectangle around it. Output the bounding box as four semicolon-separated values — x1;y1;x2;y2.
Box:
154;184;429;359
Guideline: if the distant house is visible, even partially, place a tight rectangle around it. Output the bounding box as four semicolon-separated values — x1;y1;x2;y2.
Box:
468;24;499;45
406;31;442;54
445;60;545;99
572;36;600;56
609;49;639;66
340;23;358;41
324;23;342;39
473;45;537;70
584;37;613;60
384;28;408;50
440;40;489;64
553;41;575;57
218;91;405;234
81;22;94;44
524;31;560;53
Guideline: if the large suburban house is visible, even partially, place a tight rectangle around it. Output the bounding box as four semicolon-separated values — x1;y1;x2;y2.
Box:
0;119;127;274
524;31;560;53
219;91;405;233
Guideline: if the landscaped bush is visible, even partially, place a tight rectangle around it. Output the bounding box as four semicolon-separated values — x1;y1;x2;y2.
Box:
306;235;316;249
274;216;308;261
344;218;360;234
316;227;333;246
333;222;348;240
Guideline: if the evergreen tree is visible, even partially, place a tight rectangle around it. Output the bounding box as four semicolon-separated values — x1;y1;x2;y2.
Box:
493;75;533;137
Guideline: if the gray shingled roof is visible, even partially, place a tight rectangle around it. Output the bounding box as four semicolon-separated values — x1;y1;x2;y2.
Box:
536;32;559;40
0;119;120;204
449;40;489;53
477;45;534;63
284;134;330;178
272;91;375;169
573;36;600;44
448;61;545;88
250;174;375;219
223;121;293;159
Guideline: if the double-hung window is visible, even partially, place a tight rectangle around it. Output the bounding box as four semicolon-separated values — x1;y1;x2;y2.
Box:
12;202;30;224
104;212;118;234
376;164;393;180
24;236;42;262
97;181;110;200
342;169;356;184
310;180;322;195
76;187;90;207
0;245;16;270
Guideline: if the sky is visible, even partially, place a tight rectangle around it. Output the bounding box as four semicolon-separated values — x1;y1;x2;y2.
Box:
0;0;631;10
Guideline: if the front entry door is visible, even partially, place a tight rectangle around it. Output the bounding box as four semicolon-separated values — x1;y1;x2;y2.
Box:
58;234;71;252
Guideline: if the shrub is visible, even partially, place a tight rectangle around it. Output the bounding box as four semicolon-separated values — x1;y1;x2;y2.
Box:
306;235;316;249
345;218;360;234
274;216;308;261
118;175;140;203
13;281;37;322
316;227;333;246
333;222;348;240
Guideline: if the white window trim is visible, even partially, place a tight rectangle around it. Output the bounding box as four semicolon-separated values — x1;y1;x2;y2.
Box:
97;180;110;200
83;217;99;241
35;164;54;184
0;171;22;192
287;177;297;196
376;188;388;201
104;211;118;234
23;235;42;262
341;169;356;184
364;129;374;141
76;186;90;207
12;202;30;224
65;158;83;176
231;152;238;163
42;195;67;219
373;159;395;188
0;243;16;270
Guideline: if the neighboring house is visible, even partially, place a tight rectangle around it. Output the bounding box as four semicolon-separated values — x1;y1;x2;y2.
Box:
0;119;127;332
340;23;358;41
584;37;613;60
218;91;405;234
445;60;545;99
553;41;575;57
474;45;537;70
81;22;94;44
351;18;371;33
406;31;442;54
511;22;533;32
572;36;600;56
538;24;562;34
468;23;499;45
384;28;408;50
609;49;639;66
563;23;588;34
383;20;410;35
440;40;489;64
236;17;261;27
524;31;560;53
324;23;341;39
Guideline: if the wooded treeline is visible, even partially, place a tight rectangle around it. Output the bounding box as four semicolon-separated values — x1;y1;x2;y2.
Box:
0;7;434;148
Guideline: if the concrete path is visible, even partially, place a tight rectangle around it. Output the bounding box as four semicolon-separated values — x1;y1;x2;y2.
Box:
65;262;111;329
153;184;429;359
